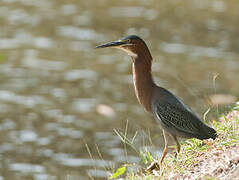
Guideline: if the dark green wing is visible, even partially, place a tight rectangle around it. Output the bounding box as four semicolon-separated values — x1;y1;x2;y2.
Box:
154;101;203;137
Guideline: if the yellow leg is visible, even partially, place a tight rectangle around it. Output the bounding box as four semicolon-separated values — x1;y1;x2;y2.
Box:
147;131;172;171
172;135;180;157
160;130;169;165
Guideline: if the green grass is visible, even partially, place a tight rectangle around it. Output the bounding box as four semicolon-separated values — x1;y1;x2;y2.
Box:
109;103;239;179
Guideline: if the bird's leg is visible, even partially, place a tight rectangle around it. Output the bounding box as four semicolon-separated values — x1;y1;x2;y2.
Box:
172;135;180;157
160;130;169;165
146;130;169;171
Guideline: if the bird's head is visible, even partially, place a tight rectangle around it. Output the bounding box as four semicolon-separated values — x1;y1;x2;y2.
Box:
96;35;147;58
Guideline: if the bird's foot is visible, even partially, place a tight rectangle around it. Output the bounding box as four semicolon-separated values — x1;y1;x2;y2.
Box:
174;151;180;158
146;161;160;172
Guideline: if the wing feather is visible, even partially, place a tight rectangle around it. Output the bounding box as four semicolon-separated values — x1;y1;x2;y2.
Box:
155;101;202;136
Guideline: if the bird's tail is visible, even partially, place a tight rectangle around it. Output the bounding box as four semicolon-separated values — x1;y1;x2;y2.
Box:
199;124;217;140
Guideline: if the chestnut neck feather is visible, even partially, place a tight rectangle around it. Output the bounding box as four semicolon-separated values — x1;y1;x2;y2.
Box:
132;48;155;112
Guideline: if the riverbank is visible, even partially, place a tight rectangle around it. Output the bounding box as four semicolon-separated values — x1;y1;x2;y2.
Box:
111;104;239;179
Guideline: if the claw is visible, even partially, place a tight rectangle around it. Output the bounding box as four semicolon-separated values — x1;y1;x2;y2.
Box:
146;161;160;172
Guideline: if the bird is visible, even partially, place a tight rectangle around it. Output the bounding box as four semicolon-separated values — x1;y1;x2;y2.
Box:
96;35;217;167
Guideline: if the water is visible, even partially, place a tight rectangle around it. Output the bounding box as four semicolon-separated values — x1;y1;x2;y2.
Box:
0;0;239;179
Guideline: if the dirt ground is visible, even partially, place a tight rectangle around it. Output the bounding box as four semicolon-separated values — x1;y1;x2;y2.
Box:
162;110;239;180
186;111;239;180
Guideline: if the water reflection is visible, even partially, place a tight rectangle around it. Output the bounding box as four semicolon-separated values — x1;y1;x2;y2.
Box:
0;0;239;179
57;26;104;41
160;42;236;59
109;7;158;20
64;69;98;81
55;155;112;168
10;163;45;173
23;50;67;70
0;90;49;108
19;130;38;142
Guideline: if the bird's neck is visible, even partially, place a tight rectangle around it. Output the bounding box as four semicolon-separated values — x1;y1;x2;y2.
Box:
132;52;155;112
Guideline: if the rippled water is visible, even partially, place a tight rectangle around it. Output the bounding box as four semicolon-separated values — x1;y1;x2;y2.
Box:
0;0;239;179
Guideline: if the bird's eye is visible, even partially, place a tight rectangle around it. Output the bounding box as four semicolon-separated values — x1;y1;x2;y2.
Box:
126;39;131;43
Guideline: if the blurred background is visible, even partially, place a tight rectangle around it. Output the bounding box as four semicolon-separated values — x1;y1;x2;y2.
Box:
0;0;239;179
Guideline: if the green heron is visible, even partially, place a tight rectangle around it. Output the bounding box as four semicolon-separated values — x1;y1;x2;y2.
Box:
96;35;217;166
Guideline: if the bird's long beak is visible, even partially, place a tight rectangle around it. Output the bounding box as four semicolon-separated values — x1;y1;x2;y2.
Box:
95;40;126;49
